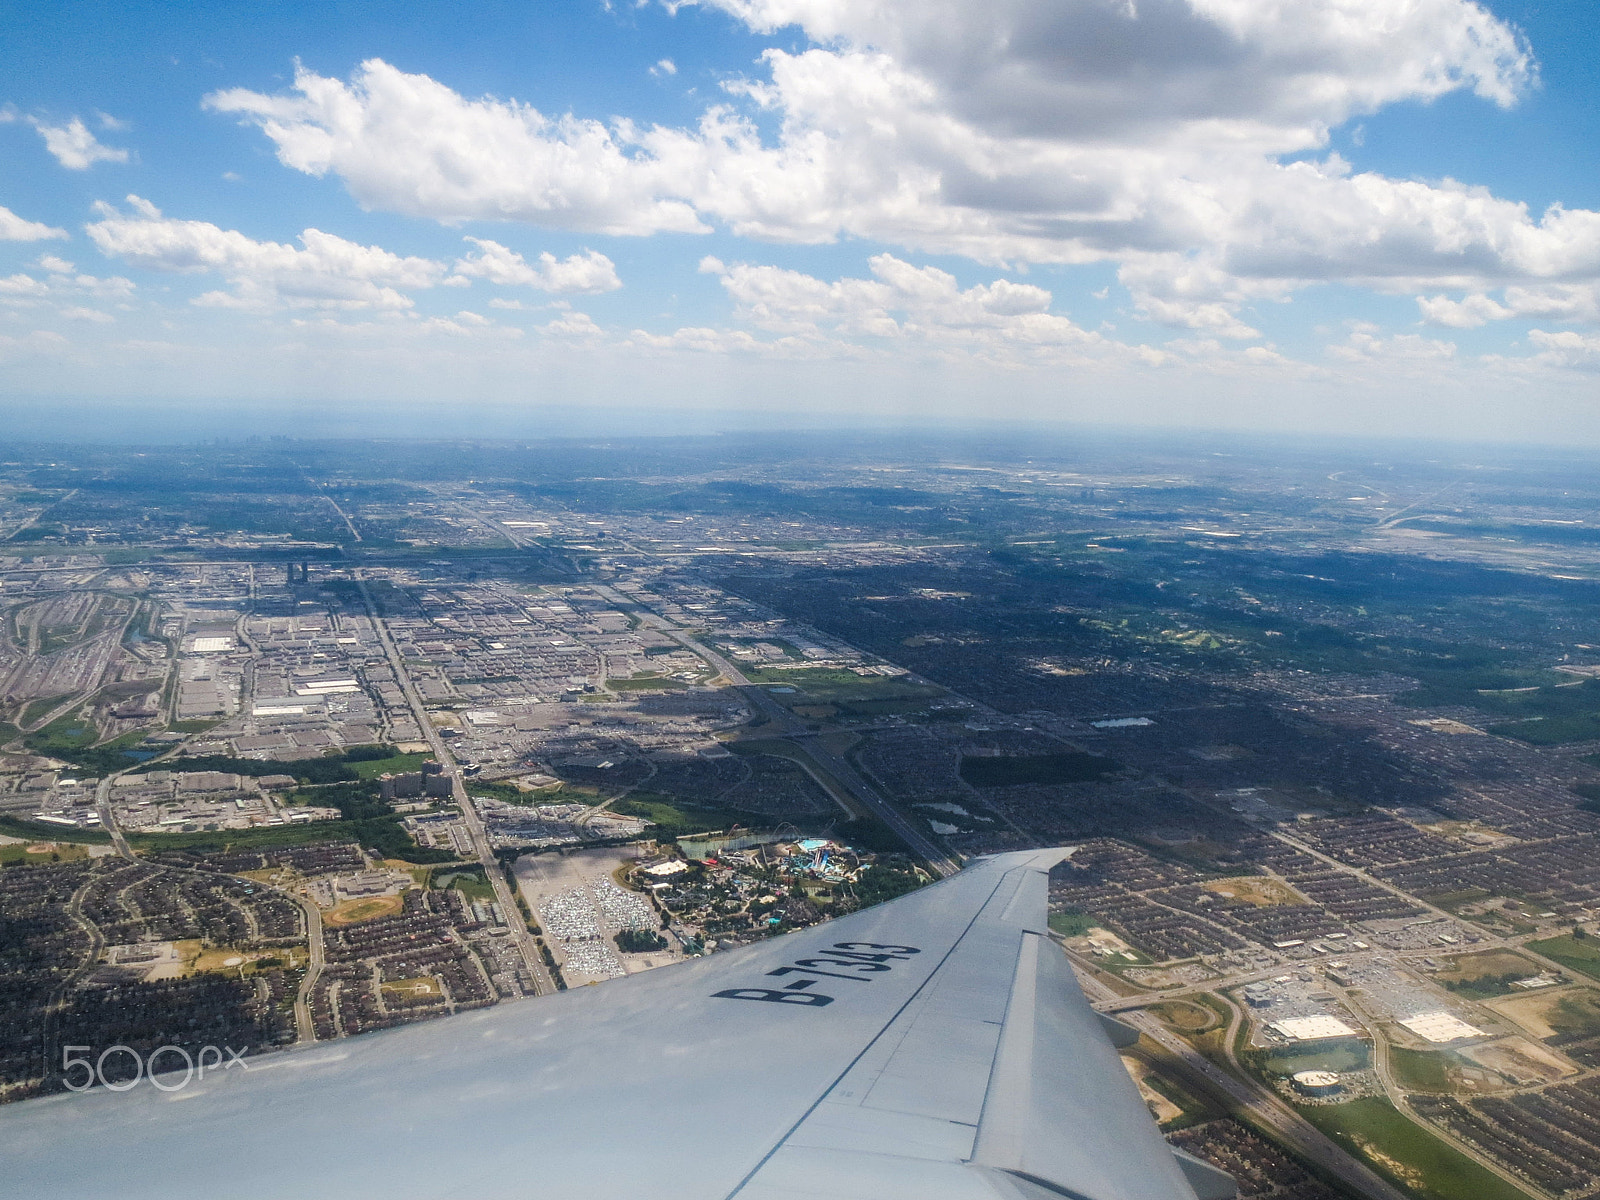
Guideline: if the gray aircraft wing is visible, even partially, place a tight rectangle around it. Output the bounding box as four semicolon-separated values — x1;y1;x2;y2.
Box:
1;848;1231;1200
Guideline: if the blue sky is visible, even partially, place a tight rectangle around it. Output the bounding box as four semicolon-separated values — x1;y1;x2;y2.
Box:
2;0;1599;442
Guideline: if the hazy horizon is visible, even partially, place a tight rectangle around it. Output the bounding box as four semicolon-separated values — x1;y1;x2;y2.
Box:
3;0;1598;444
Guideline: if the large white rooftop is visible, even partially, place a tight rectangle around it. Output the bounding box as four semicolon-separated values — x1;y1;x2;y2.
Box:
1269;1015;1357;1041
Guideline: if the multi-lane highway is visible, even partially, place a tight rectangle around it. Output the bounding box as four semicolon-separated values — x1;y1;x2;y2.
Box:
355;573;556;997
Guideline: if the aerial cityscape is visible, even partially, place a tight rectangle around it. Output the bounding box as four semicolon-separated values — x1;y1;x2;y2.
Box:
5;0;1600;1197
1;431;1599;1199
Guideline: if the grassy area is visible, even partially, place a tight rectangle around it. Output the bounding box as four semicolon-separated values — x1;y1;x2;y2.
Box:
1527;934;1600;981
1547;993;1600;1038
0;840;92;865
1389;1047;1457;1092
434;866;495;902
23;711;100;755
960;751;1120;788
0;815;113;844
610;792;760;838
608;675;688;691
1149;1000;1222;1034
347;751;432;779
1298;1098;1535;1200
1049;909;1101;937
464;779;533;804
741;665;945;714
124;815;459;861
18;696;71;726
1406;676;1600;745
32;728;152;774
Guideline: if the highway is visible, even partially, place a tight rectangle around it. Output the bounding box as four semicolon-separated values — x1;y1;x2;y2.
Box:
1071;959;1412;1200
355;572;556;998
291;896;326;1042
587;583;961;877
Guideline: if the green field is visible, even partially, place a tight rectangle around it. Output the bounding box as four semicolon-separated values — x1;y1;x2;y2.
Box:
741;666;945;712
123;815;458;861
1526;934;1600;981
0;815;114;844
1389;1047;1456;1092
610;792;766;838
348;751;432;779
608;675;686;691
1049;910;1101;936
18;695;71;727
434;868;495;902
0;840;92;864
1299;1099;1535;1200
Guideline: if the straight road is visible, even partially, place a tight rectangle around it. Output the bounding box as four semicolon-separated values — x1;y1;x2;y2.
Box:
355;573;555;997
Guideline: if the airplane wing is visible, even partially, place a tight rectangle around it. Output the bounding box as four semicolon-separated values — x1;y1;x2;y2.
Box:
1;848;1231;1200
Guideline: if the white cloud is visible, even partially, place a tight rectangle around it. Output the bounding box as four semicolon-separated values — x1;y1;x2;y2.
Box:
0;204;67;242
450;239;622;293
204;61;707;236
0;274;48;298
1327;326;1456;363
29;116;129;169
1524;329;1600;372
57;306;115;323
194;2;1596;339
684;252;1136;366
651;58;678;76
85;196;444;309
1419;284;1600;328
544;310;605;337
0;255;134;312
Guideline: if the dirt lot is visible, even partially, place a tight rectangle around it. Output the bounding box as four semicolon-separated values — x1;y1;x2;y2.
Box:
1122;1055;1183;1124
1482;987;1598;1039
1432;949;1541;984
1461;1037;1577;1086
1201;876;1306;906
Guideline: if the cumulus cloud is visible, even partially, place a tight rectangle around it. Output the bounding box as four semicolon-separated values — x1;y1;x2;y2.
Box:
1327;325;1456;363
688;252;1133;366
197;2;1600;335
1525;329;1600;372
204;61;708;236
544;310;605;337
85;196;444;309
450;239;622;292
29;116;129;169
0;204;68;242
0;254;134;321
1419;284;1600;328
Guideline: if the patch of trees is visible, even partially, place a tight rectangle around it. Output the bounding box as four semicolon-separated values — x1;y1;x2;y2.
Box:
615;929;668;953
